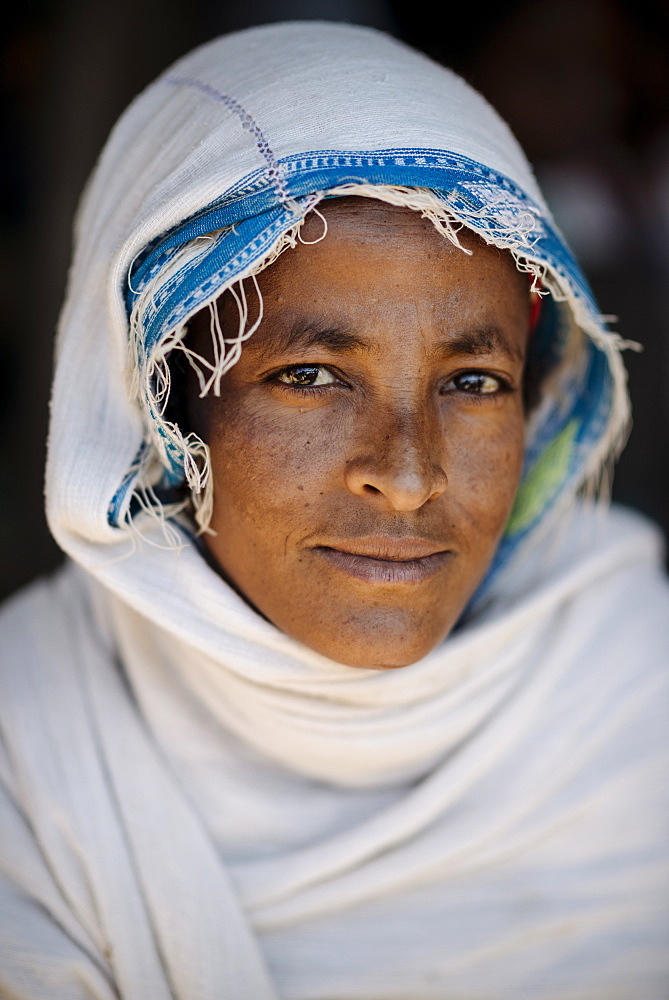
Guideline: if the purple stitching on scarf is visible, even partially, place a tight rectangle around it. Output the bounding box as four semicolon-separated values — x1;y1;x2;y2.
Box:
165;75;290;205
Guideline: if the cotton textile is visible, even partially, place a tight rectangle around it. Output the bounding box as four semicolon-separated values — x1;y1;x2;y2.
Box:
1;20;668;1000
2;507;668;999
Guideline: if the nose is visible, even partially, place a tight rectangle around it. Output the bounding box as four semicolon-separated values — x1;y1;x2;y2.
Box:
344;409;448;511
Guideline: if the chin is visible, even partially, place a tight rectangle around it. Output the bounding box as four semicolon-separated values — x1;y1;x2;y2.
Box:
328;644;442;670
307;612;457;669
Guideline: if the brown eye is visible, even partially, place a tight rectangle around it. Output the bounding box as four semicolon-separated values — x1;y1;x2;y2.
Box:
277;365;337;387
443;372;504;395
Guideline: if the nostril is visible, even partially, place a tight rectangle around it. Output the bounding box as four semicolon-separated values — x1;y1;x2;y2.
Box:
363;484;381;495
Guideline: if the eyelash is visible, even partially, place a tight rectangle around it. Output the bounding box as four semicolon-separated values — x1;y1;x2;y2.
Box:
272;365;340;390
268;364;512;398
442;372;512;397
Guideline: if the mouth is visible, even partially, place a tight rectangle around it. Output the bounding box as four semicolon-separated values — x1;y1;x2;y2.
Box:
312;537;452;584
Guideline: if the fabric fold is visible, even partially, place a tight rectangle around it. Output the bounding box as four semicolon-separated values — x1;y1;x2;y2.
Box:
2;20;668;1000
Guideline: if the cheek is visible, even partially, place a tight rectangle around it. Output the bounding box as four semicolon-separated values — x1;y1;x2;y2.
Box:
205;398;340;537
445;409;525;540
203;388;525;568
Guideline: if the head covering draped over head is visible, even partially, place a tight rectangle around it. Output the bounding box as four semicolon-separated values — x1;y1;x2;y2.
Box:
49;21;629;577
2;20;668;1000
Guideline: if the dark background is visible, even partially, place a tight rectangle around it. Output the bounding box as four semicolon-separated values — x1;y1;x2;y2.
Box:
2;0;668;599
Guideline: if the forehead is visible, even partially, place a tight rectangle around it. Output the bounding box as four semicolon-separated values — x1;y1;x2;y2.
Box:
236;198;530;354
204;197;531;375
256;196;526;304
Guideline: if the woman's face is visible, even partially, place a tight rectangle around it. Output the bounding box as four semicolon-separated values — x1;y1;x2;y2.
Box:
189;198;530;668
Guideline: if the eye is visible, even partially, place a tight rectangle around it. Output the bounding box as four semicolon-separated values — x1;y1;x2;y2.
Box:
275;364;338;387
442;371;506;395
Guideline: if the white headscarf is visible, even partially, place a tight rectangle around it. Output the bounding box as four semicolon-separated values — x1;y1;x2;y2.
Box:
1;21;668;1000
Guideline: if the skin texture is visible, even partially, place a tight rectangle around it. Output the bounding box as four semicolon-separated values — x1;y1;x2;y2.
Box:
187;198;530;668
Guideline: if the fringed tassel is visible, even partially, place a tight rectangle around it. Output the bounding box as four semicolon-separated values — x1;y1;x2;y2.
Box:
121;183;633;546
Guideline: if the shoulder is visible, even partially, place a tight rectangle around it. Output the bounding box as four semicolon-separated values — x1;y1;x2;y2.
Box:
534;504;669;689
487;502;669;629
564;504;669;644
532;505;669;778
0;562;94;715
0;560;89;655
0;563;110;801
480;504;669;760
0;566;119;994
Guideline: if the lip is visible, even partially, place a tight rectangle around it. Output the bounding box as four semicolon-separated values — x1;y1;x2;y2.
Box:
312;536;452;584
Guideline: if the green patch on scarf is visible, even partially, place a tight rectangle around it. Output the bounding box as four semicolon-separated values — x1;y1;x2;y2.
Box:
506;419;579;536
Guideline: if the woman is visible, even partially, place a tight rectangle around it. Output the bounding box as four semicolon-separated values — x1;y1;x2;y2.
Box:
1;20;668;999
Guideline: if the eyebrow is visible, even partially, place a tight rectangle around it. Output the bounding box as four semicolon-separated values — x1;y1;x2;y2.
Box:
435;327;524;363
249;318;523;362
248;319;370;359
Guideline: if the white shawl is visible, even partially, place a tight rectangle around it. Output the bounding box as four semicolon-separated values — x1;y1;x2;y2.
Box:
1;21;668;1000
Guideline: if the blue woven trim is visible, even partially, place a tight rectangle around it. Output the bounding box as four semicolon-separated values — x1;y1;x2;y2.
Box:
107;441;148;526
136;206;293;356
127;147;600;329
111;147;612;541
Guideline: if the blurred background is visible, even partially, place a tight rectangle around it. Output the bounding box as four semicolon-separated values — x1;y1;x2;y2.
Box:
1;0;668;599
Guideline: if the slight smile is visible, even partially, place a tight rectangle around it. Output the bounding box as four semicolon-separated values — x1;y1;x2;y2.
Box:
312;538;452;584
